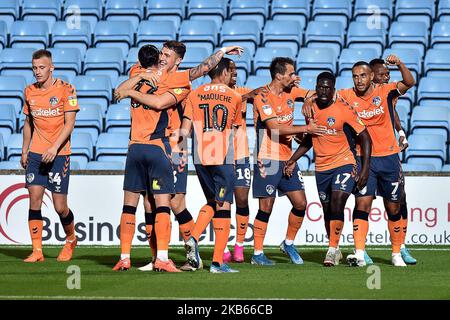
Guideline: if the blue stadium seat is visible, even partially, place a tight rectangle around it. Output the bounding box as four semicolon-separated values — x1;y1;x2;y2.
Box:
179;47;210;69
254;47;295;75
229;0;269;30
0;48;37;85
63;0;102;33
126;47;139;74
305;21;344;57
146;0;185;17
95;133;129;162
75;104;103;144
105;0;144;30
22;0;60;31
6;133;22;160
84;48;124;85
338;48;379;76
312;0;352;28
0;104;16;144
298;76;316;91
270;0;309;30
389;22;428;58
0;0;20;32
336;76;353;90
106;104;130;133
179;20;218;53
49;48;82;84
431;22;450;50
146;0;184;28
405;134;446;170
410;106;450;140
94;21;135;57
136;20;176;47
85;161;125;170
51;21;92;57
417;77;450;105
396;103;409;132
71;132;94;169
347;21;386;57
424;49;450;77
382;48;421;80
354;0;392;29
442;164;450;172
188;0;227;30
73;76;112;115
395;0;434;30
245;76;271;90
401;163;438;172
0;76;27;116
0;134;4;159
220;20;261;57
0;21;6;49
0;161;22;169
396;99;411;118
263;20;303;54
297;48;337;76
10;21;49;49
438;0;450;21
191;76;208;90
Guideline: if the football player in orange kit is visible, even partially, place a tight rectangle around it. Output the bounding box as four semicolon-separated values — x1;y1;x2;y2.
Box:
339;56;415;267
285;72;372;266
249;57;327;266
180;58;244;273
21;49;79;263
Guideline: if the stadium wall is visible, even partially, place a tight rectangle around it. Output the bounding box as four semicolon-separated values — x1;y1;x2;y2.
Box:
0;174;449;246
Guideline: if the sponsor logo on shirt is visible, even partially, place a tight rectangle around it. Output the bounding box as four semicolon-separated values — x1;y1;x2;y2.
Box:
30;108;62;117
277;113;293;122
357;106;385;119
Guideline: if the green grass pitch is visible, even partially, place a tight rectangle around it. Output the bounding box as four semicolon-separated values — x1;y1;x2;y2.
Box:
0;245;449;300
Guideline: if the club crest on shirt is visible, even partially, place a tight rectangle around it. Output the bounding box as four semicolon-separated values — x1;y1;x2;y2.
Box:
287;99;294;109
262;105;273;116
327;117;335;127
372;96;381;106
49;96;59;106
266;185;275;195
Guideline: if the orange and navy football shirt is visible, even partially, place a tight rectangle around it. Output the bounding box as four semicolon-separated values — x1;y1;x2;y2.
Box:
23;79;79;155
233;86;252;161
338;82;400;157
253;86;309;161
184;83;243;166
128;63;190;145
310;97;366;172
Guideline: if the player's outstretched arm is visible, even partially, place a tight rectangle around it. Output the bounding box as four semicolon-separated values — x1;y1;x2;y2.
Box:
284;135;313;177
41;111;77;163
265;118;327;136
241;86;267;103
385;55;416;94
188;46;244;81
115;89;176;110
355;129;372;190
21;116;32;169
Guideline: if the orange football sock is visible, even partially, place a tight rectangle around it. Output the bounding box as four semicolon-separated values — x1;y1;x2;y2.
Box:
253;210;270;252
28;209;43;251
235;206;250;244
154;207;171;251
175;209;195;242
191;203;215;241
388;213;402;254
120;206;136;255
285;208;305;241
329;219;344;248
353;210;369;251
60;209;76;242
212;210;231;264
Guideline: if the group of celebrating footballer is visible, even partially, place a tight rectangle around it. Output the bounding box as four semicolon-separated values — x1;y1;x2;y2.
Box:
20;41;417;273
